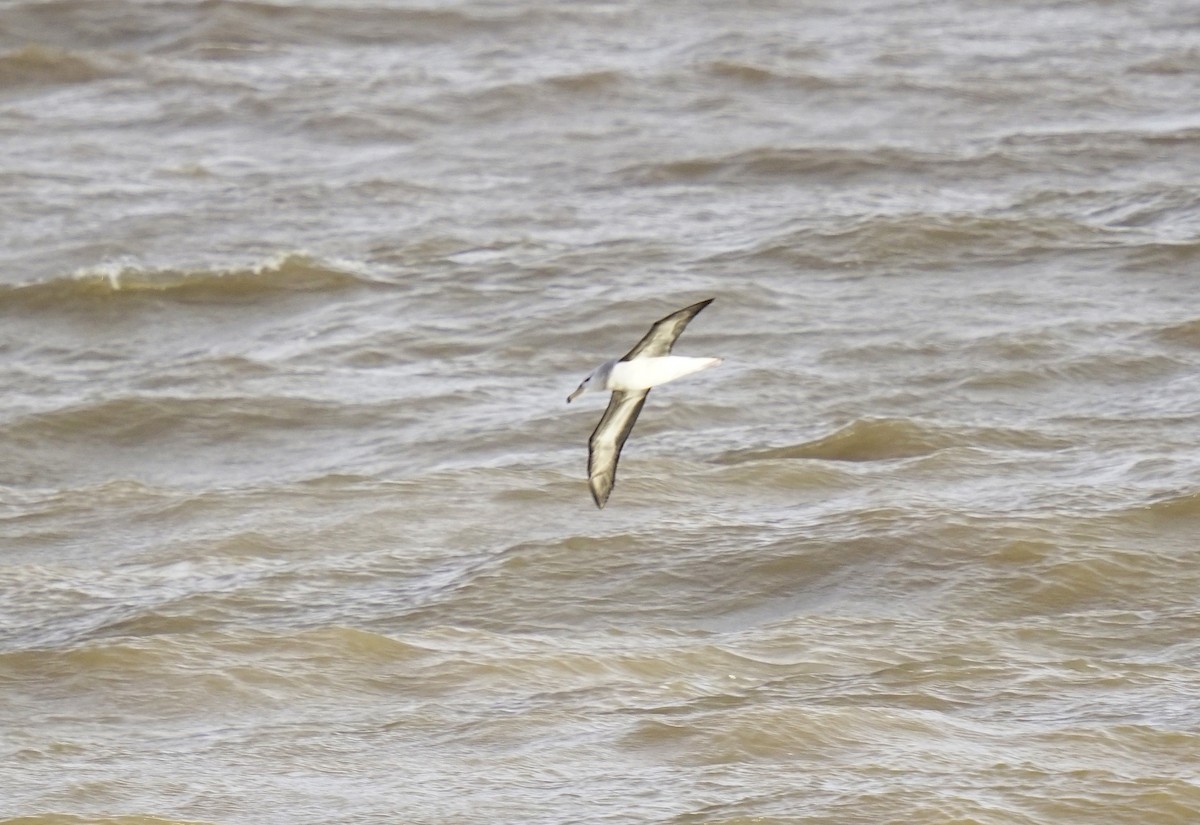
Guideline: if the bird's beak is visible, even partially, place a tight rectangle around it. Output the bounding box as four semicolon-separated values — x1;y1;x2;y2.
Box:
567;385;585;403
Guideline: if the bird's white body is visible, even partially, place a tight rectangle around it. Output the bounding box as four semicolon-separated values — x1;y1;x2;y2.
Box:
568;356;721;402
607;355;722;392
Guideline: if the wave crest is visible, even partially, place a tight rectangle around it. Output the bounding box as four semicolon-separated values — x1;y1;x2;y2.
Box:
0;43;114;86
0;253;380;311
720;418;1068;464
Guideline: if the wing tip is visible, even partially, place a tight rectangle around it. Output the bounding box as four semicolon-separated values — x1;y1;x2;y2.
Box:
589;478;611;509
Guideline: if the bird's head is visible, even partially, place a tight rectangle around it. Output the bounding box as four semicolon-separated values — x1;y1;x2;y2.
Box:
567;360;613;403
567;372;595;403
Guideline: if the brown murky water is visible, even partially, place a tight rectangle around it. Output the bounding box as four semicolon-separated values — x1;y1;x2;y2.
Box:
3;1;1200;823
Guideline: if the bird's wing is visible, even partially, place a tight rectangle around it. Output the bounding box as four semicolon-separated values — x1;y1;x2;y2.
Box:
620;298;714;361
588;389;649;509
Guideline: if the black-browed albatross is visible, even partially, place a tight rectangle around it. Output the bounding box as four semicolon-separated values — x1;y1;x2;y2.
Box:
567;298;721;508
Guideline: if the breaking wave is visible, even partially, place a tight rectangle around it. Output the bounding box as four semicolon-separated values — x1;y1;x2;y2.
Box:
0;253;383;311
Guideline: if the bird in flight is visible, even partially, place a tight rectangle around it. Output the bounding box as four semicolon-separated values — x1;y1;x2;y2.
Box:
567;298;721;508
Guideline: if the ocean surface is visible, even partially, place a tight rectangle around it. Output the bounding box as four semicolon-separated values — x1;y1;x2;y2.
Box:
3;1;1200;823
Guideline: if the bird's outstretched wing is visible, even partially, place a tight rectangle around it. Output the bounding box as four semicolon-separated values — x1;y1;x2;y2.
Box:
620;298;714;361
588;389;649;509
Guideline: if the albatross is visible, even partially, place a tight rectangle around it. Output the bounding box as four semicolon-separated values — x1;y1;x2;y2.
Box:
567;298;721;508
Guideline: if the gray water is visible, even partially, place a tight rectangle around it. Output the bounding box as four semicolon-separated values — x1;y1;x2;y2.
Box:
3;1;1200;823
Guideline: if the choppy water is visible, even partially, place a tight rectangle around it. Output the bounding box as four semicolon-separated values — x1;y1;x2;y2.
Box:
4;1;1200;823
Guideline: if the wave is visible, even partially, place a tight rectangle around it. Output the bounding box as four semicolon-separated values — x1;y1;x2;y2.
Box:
1154;317;1200;348
608;139;1080;189
0;253;382;311
703;59;846;90
615;144;948;186
6;0;591;58
0;0;549;54
718;418;1069;464
1135;491;1200;524
1124;237;1200;269
5;392;388;445
712;211;1121;270
0;816;217;825
0;43;115;86
959;352;1186;396
426;67;631;125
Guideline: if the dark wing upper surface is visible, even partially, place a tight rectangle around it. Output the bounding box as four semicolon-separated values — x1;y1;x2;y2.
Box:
583;297;714;508
587;389;649;509
620;298;714;362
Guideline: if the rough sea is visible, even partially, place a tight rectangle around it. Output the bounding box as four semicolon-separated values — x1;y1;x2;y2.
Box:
3;1;1200;823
